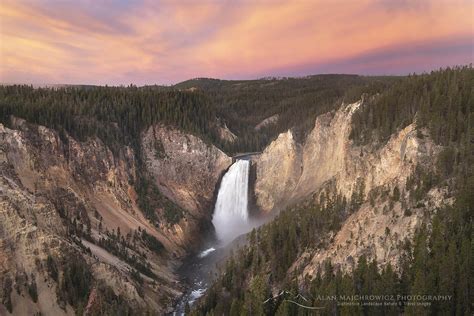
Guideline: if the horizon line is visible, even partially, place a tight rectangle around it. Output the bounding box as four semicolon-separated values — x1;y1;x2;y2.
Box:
2;64;468;88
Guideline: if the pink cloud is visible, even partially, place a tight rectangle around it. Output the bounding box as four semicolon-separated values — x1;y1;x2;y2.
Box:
0;0;472;85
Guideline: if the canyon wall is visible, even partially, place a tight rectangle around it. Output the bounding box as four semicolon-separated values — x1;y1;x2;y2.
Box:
142;125;231;216
0;119;230;315
254;100;443;274
255;100;439;211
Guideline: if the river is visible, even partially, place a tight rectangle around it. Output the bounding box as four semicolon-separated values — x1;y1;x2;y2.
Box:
172;159;253;314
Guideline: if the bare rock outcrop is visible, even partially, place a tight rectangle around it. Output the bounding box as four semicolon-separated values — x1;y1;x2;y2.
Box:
254;100;442;275
254;130;302;212
217;121;238;143
255;114;279;131
255;100;438;212
142;125;232;216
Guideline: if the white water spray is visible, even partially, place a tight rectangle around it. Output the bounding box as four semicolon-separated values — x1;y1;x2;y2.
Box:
212;159;250;245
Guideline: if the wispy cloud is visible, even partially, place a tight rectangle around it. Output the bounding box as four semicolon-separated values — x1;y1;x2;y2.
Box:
0;0;472;85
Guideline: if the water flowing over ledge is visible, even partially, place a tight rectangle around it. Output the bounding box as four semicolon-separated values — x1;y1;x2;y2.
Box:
212;159;250;245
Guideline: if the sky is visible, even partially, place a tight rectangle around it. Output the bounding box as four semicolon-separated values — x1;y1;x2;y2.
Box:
0;0;472;85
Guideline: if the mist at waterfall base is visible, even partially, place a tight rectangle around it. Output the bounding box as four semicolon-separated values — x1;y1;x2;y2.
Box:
212;159;254;246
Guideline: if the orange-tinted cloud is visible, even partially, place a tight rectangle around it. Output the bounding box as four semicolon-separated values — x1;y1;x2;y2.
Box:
0;0;472;85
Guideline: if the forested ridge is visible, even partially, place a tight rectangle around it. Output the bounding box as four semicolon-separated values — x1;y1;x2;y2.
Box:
351;65;473;148
0;75;385;155
0;85;218;155
191;66;474;315
2;67;470;156
175;74;397;152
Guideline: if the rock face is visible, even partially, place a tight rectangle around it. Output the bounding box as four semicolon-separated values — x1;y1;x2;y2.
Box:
254;131;302;212
0;119;230;315
255;114;279;131
142;125;232;216
254;100;442;274
217;121;238;143
255;100;438;212
296;186;448;279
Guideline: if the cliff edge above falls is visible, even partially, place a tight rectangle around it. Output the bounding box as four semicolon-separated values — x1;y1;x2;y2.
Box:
253;130;302;213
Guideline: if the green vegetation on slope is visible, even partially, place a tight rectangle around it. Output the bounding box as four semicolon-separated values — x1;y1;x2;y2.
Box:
176;74;396;153
0;85;218;155
191;66;474;315
46;253;136;315
351;65;473;148
192;177;473;315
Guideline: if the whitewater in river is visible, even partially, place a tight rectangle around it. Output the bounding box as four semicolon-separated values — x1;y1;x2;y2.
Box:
173;159;252;314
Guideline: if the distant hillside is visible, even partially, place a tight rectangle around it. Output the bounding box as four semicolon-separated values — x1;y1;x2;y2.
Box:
175;74;399;153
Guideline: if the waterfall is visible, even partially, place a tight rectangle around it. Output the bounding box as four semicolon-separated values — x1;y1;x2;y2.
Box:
212;159;250;245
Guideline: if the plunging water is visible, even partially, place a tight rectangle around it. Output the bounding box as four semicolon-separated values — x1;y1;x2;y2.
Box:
212;159;250;245
173;159;252;314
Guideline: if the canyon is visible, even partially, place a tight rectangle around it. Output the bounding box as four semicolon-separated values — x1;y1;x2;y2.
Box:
1;66;471;315
1;98;446;314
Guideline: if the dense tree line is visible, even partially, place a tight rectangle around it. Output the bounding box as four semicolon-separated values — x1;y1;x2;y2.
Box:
351;66;473;148
0;85;218;154
176;75;396;153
